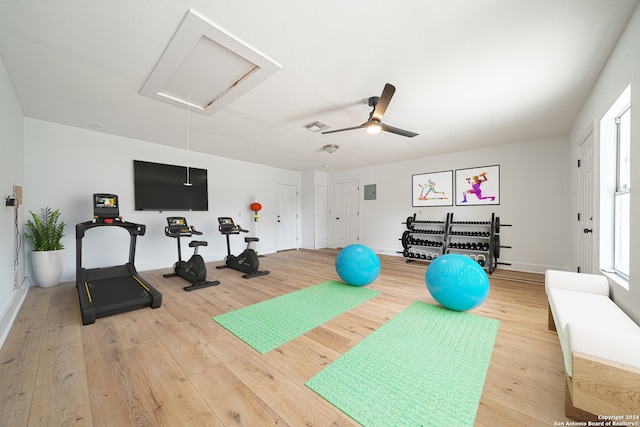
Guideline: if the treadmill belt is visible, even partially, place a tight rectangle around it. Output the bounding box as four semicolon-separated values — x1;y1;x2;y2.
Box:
86;275;152;317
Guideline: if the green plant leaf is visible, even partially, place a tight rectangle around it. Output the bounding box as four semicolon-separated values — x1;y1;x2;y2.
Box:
24;207;65;251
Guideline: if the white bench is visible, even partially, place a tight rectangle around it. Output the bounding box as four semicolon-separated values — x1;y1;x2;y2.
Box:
545;270;640;420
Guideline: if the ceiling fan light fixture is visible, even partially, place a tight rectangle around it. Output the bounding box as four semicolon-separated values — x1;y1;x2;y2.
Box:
321;84;417;137
366;120;382;135
322;144;339;154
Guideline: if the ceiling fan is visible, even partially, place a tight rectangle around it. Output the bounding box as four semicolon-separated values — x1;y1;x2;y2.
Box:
322;83;418;138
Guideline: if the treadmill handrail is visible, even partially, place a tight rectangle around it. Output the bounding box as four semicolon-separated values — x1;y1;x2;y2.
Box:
76;219;146;239
76;219;146;270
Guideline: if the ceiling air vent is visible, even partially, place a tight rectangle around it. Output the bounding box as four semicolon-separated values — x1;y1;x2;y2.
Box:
304;121;329;132
140;9;281;115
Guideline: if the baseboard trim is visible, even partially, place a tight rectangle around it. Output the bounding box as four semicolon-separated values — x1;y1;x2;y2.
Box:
0;278;30;350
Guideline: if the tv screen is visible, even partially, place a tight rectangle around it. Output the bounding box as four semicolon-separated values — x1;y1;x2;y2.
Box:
133;160;208;211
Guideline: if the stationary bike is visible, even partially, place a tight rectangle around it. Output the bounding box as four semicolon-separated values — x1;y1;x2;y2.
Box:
163;217;220;291
216;217;269;279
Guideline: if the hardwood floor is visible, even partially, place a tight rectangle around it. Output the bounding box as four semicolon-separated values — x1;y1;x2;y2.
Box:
0;249;570;426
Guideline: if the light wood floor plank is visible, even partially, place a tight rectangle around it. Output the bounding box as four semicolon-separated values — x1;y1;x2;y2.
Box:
81;318;156;426
29;284;92;427
123;338;219;426
190;361;287;426
0;286;51;427
141;303;222;377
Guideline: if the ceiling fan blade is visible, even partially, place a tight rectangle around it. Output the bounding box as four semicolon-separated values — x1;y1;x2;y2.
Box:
321;123;366;135
381;122;418;138
371;83;396;122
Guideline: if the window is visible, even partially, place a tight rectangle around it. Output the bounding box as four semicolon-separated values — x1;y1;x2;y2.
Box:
600;85;630;288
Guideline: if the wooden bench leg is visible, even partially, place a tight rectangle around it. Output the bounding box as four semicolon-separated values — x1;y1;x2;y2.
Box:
565;378;597;422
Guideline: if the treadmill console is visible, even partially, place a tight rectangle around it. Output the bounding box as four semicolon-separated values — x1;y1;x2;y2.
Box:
93;193;120;221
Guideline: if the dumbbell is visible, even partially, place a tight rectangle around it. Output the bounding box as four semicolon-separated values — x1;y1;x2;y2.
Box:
477;255;486;267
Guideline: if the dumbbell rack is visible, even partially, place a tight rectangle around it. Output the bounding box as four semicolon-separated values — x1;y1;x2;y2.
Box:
400;213;450;262
400;212;511;274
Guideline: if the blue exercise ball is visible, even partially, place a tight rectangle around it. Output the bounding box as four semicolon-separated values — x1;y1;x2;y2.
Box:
425;254;489;311
335;244;381;286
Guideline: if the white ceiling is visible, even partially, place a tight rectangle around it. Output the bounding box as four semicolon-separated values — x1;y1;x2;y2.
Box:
1;0;638;172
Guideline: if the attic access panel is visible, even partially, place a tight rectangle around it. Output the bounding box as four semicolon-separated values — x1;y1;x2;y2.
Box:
140;9;281;114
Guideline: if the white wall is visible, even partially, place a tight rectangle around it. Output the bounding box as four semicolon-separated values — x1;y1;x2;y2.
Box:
328;135;571;274
23;118;301;283
0;56;27;347
569;4;640;323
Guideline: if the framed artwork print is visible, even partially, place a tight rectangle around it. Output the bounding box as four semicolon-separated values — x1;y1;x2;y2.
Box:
412;170;453;207
455;165;500;206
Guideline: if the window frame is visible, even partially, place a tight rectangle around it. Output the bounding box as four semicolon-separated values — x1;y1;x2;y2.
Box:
613;104;630;279
599;84;631;289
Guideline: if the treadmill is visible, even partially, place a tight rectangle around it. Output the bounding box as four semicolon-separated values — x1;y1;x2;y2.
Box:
76;194;162;325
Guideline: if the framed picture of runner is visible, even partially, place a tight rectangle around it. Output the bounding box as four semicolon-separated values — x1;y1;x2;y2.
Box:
455;165;500;206
412;170;453;207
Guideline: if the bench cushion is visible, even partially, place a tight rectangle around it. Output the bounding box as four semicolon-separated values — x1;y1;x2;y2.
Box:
545;270;609;296
548;287;640;376
567;323;640;371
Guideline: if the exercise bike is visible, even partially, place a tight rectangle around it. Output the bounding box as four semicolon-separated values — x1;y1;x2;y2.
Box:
163;217;220;291
216;217;269;279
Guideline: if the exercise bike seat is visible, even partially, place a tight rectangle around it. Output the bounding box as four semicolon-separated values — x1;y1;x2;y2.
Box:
189;240;208;248
244;237;259;243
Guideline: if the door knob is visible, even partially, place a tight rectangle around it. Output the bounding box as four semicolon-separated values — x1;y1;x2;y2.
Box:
583;228;593;233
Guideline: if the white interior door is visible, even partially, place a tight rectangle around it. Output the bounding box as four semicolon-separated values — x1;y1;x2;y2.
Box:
336;180;359;248
578;131;594;273
276;183;298;251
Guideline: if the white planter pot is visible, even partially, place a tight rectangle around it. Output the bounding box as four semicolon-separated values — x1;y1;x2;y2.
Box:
31;249;65;287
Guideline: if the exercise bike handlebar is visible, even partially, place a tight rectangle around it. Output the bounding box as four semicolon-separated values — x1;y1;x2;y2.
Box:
218;224;248;234
165;225;203;238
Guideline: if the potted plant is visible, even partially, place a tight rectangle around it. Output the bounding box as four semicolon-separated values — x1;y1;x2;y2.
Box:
24;207;66;287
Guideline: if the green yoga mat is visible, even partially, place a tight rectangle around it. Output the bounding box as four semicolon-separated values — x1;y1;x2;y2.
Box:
306;301;500;427
212;280;380;354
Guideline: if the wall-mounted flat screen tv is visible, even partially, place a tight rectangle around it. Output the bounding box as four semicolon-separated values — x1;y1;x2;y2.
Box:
133;160;208;211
